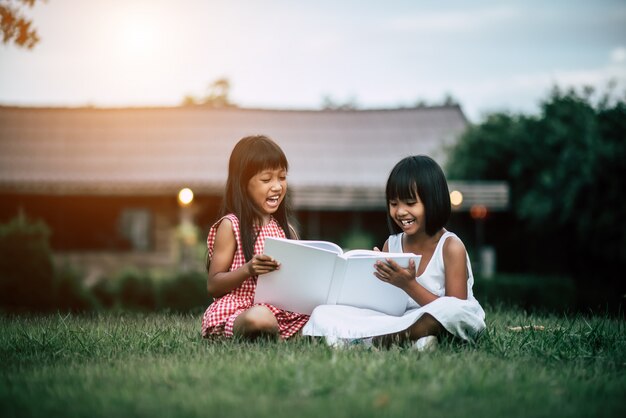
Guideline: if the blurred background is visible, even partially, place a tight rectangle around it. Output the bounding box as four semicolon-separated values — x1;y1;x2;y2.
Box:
0;0;624;314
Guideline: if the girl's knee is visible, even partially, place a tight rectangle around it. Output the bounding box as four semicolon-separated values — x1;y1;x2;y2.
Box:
408;313;445;340
247;314;279;333
420;313;440;327
234;306;279;339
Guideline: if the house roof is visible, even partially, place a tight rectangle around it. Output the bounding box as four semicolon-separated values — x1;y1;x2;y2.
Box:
0;105;507;210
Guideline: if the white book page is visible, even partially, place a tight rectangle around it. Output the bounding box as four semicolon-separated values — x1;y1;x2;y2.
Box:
335;253;420;316
254;237;339;315
325;258;347;305
342;249;412;258
297;240;343;254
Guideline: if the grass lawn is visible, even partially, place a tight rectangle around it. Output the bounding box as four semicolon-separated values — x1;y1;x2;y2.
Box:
1;306;625;418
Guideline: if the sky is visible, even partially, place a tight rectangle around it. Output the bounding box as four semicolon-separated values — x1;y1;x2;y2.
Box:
0;0;625;122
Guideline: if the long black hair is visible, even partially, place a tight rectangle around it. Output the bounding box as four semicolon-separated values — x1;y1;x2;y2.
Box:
220;135;295;261
385;155;451;236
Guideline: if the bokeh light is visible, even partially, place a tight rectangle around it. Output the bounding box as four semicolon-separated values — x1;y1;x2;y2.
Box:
178;188;194;206
450;190;463;207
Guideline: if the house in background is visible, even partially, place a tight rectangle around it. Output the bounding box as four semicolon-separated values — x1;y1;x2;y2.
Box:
0;105;508;279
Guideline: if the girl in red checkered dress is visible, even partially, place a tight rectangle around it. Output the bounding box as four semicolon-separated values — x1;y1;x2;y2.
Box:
201;135;309;340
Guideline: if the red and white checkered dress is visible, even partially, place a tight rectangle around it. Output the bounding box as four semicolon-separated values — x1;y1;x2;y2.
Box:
201;214;309;339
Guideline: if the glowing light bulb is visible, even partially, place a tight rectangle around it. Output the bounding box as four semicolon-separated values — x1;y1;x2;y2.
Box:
450;190;463;207
178;188;194;206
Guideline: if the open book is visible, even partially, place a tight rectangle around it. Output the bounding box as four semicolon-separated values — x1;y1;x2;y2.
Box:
253;237;421;316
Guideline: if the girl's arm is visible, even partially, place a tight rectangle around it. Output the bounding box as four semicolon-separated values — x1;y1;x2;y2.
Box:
374;236;468;305
441;235;469;300
378;261;440;306
207;219;280;298
374;239;439;306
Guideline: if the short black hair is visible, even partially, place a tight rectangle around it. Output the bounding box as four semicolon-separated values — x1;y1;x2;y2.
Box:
385;155;451;236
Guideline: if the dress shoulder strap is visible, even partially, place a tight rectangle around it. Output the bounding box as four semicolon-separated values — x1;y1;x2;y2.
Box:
387;233;404;252
206;213;243;258
434;231;456;255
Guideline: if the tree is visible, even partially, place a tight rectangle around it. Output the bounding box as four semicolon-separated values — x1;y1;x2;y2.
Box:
180;94;197;107
203;77;234;107
320;94;359;110
446;85;626;302
181;78;236;108
0;0;44;49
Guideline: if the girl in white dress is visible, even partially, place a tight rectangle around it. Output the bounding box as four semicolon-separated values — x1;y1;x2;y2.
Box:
302;155;486;349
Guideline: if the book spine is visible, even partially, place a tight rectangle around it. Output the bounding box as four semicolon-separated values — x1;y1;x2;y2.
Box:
325;258;347;305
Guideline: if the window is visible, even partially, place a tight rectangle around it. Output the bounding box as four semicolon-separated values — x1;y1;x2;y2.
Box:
119;209;152;251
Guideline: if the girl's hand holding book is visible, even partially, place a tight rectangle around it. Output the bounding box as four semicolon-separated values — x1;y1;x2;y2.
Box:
246;254;281;276
374;258;417;291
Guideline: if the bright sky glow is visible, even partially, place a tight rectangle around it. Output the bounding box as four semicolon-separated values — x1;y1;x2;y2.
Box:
0;0;624;121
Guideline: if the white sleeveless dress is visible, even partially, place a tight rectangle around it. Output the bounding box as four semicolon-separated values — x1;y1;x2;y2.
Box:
301;231;486;341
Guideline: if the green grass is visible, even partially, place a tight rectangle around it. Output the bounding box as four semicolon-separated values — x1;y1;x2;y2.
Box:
1;306;625;418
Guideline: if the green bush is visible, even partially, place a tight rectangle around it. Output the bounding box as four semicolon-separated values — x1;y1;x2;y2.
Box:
0;211;211;314
83;268;211;313
114;268;158;311
53;263;96;312
474;273;577;313
91;277;116;310
0;214;55;312
158;271;210;313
